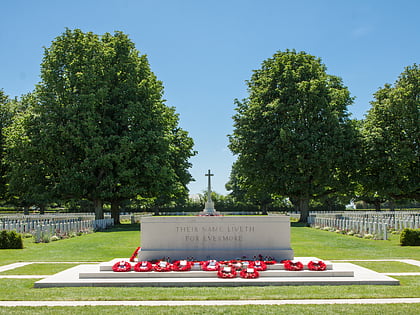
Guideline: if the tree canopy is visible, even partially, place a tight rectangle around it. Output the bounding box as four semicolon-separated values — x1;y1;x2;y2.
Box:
4;29;195;220
359;64;419;207
229;50;359;221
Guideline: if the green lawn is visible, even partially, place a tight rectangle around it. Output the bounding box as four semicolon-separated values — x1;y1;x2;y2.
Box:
1;223;418;265
0;304;419;315
0;276;418;301
0;263;81;275
346;261;420;273
0;222;419;313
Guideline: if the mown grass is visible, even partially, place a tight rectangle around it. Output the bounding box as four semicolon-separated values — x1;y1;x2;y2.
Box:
0;263;81;275
0;223;418;266
291;224;420;260
348;261;420;273
0;276;418;301
0;222;419;314
0;304;419;315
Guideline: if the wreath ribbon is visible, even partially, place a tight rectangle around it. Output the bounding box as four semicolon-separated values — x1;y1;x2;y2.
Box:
129;247;141;262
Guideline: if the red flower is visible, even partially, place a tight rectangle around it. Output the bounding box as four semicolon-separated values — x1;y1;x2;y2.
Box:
172;260;192;271
217;266;237;278
129;247;141;262
308;260;327;271
283;260;304;271
201;260;220;271
112;260;132;272
240;267;260;279
133;261;152;272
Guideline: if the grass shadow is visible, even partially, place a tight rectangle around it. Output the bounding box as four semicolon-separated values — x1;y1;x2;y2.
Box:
291;222;308;227
100;223;140;232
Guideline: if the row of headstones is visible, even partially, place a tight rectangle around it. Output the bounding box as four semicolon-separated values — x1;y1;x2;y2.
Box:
0;213;97;220
0;218;95;232
0;218;114;236
309;211;419;231
308;215;419;240
309;211;419;220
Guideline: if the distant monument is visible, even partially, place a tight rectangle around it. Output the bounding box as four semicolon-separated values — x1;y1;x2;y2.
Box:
201;169;218;215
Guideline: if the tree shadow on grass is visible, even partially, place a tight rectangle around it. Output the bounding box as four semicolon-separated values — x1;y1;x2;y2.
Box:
291;222;308;227
100;223;140;232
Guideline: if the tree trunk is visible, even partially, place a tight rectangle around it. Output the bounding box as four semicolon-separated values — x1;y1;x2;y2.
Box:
374;200;381;211
111;200;120;225
294;197;310;223
93;199;104;220
39;205;45;215
389;200;395;211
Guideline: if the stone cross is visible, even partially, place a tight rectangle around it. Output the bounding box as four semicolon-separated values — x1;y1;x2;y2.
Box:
205;169;214;203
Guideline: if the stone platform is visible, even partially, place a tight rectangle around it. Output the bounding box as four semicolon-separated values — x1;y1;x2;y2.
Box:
34;257;399;287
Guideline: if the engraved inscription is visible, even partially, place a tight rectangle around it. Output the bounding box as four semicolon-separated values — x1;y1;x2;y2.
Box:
176;224;255;243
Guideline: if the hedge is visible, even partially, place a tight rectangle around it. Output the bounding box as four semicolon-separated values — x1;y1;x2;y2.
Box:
400;228;420;246
0;230;24;249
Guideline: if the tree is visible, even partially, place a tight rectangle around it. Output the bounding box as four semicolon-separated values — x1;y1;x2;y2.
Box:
0;90;12;200
5;29;195;221
3;93;55;213
360;64;419;207
226;161;274;214
229;50;359;222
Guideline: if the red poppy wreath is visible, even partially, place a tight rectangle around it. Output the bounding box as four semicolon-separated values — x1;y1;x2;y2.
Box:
217;266;237;278
112;260;132;272
240;267;259;279
133;261;153;272
153;261;172;272
201;260;220;271
307;260;327;271
172;260;192;271
283;260;304;271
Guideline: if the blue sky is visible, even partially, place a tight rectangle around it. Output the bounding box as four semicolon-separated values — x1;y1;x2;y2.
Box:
1;0;418;196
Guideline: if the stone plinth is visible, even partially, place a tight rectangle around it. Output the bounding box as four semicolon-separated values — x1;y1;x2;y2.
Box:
138;216;294;261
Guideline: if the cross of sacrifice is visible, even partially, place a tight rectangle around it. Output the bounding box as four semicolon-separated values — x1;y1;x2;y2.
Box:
205;169;214;202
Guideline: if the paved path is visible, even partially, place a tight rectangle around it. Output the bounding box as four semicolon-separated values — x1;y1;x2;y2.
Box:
0;298;419;306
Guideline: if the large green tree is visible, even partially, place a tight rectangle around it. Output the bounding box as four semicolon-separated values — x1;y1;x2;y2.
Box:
5;29;195;221
229;50;359;222
0;90;12;200
360;64;419;207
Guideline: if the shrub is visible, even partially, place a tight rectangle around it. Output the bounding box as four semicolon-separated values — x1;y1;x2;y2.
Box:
0;230;23;249
50;235;61;242
400;228;420;246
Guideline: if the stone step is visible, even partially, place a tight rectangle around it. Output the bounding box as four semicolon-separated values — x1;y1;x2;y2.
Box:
80;269;353;279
